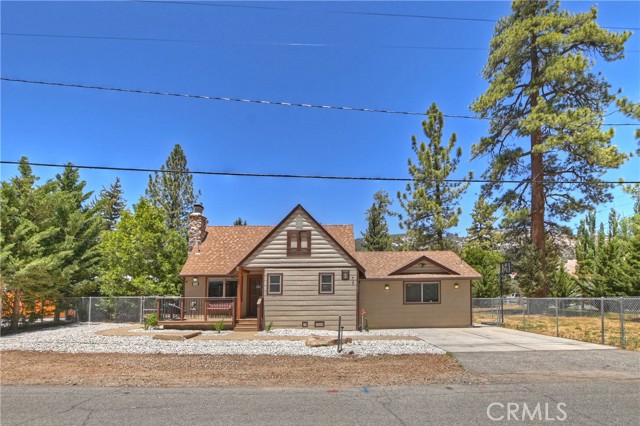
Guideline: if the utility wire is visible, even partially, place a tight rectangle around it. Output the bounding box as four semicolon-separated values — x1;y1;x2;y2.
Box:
2;160;638;185
0;32;489;51
2;77;637;126
5;32;638;53
136;1;640;31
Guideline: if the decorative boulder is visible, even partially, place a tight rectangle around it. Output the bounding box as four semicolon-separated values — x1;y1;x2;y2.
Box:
305;335;352;347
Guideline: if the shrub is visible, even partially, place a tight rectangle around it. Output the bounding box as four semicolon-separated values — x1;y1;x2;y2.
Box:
213;320;225;333
364;317;370;332
143;313;158;330
264;321;274;332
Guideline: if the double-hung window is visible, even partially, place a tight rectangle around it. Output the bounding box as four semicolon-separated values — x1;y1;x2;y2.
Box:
319;273;334;294
404;282;440;304
267;274;283;295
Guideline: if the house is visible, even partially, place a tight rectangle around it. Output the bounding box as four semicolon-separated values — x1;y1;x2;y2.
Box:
172;203;481;331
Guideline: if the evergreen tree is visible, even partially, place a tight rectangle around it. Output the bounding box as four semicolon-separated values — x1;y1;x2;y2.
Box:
99;198;187;296
576;209;635;296
398;103;471;250
51;164;104;300
233;218;247;226
471;0;632;295
98;177;126;231
462;245;503;297
0;158;65;329
146;144;200;232
361;190;394;251
466;195;500;250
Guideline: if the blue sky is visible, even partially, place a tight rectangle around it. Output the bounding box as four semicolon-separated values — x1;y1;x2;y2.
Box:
2;1;639;237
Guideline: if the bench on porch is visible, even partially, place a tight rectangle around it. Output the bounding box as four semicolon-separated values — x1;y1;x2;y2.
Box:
205;299;234;319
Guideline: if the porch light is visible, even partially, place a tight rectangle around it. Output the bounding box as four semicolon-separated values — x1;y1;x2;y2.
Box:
454;282;459;289
384;284;390;291
192;277;199;287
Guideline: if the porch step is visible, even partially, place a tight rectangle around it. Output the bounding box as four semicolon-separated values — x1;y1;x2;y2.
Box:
234;318;259;332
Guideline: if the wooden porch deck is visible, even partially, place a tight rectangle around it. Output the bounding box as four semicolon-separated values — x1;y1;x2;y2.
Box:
156;297;262;331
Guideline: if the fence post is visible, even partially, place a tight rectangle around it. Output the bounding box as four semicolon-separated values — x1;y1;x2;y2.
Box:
555;298;559;337
140;297;144;324
620;298;626;347
600;297;605;345
88;296;93;323
522;297;526;329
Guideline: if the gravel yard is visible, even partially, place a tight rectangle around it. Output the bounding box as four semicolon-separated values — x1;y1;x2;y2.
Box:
0;323;479;388
0;323;445;357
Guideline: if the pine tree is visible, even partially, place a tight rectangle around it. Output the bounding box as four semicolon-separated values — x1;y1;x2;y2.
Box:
0;158;65;329
398;103;471;250
466;195;500;250
362;190;394;251
51;164;104;300
98;177;126;231
576;209;634;296
146;144;201;232
471;0;632;296
233;218;247;226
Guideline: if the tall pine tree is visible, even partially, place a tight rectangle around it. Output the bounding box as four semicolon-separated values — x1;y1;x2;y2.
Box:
361;190;394;251
398;103;471;250
1;158;66;329
146;144;200;232
471;0;632;295
97;177;126;231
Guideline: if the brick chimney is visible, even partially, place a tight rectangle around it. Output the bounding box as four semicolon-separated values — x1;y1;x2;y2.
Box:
188;203;207;251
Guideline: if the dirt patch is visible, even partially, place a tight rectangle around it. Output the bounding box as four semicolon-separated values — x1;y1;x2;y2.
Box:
1;351;482;388
474;311;640;351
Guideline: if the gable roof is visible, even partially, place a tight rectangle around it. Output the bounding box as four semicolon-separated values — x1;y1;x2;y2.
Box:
179;222;360;277
180;204;481;281
235;204;364;271
355;251;481;280
180;225;272;277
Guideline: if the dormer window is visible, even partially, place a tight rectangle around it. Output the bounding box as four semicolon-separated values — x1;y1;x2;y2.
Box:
287;230;311;256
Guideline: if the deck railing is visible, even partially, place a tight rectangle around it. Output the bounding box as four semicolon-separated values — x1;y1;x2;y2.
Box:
156;297;236;326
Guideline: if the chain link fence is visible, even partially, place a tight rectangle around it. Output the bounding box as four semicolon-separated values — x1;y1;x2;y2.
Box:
473;297;640;350
68;297;159;324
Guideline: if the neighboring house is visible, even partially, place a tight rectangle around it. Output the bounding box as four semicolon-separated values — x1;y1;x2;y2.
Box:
178;204;481;330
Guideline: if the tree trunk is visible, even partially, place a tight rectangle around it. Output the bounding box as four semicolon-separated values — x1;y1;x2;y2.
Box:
530;35;548;296
11;290;21;332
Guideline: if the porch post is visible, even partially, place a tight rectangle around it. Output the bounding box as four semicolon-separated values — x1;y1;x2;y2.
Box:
237;269;244;321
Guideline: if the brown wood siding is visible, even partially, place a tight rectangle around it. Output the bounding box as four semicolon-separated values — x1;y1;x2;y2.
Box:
263;268;357;330
359;279;471;328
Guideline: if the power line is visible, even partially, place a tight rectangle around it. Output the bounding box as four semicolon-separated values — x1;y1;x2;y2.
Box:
2;160;638;185
0;32;489;52
5;32;638;53
2;77;637;126
135;1;640;31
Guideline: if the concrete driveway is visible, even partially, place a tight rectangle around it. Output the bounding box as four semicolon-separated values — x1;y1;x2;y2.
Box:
412;326;617;352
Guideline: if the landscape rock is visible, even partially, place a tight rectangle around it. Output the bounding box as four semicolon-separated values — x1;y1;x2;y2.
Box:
305;335;353;347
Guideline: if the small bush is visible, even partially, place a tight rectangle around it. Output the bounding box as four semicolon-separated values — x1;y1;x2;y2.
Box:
144;313;158;330
213;320;225;333
364;317;370;332
264;321;274;332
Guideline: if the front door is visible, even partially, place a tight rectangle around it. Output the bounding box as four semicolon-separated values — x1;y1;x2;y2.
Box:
247;276;262;317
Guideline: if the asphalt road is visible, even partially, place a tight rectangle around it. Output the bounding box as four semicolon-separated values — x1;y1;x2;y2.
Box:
3;328;639;425
2;381;639;426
